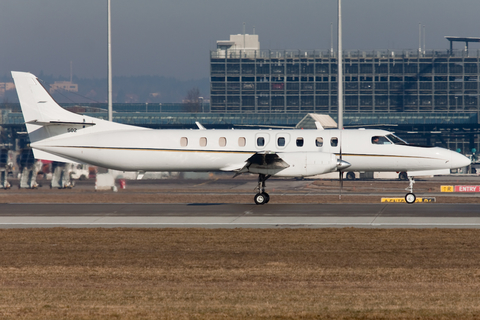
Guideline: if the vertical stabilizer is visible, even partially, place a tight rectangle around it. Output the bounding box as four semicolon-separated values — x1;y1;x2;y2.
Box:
12;71;87;144
12;71;83;125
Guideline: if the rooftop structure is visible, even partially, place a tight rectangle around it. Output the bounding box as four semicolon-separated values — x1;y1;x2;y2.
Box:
445;36;480;55
215;34;260;58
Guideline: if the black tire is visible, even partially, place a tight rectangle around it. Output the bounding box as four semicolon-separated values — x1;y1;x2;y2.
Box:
399;172;408;181
346;172;355;180
254;193;267;205
263;192;270;203
405;193;416;204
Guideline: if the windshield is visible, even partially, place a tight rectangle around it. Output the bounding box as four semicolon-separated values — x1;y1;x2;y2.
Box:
371;136;391;145
386;134;408;145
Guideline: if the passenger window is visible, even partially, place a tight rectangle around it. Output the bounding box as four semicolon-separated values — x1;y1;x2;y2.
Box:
238;137;246;147
200;137;207;147
219;137;226;147
257;137;265;147
277;137;286;147
316;137;323;147
180;137;188;147
330;137;338;147
296;138;304;147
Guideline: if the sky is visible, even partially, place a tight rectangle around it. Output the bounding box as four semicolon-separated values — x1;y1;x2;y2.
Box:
1;0;480;81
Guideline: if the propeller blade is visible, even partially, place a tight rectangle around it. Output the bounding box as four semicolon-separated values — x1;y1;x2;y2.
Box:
338;130;344;200
339;170;343;200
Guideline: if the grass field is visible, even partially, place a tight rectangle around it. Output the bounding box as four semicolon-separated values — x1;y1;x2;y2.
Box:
1;228;480;319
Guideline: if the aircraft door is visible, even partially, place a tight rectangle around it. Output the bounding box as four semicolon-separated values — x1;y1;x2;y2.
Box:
275;133;290;150
255;133;270;150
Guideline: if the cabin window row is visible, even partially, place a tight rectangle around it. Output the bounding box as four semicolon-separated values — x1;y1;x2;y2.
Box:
180;137;245;147
180;136;339;148
261;136;338;148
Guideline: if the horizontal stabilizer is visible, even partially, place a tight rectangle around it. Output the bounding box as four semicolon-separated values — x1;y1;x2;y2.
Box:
27;120;96;127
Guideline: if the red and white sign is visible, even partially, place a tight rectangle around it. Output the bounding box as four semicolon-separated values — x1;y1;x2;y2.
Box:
455;186;480;192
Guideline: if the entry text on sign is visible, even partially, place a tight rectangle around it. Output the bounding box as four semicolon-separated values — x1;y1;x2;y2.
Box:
441;185;480;192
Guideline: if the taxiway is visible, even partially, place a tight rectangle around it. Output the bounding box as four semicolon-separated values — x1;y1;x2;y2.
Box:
0;203;478;228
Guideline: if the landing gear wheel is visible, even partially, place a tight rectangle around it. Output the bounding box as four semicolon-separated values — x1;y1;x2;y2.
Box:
254;193;267;205
405;193;416;204
346;172;355;180
263;192;270;203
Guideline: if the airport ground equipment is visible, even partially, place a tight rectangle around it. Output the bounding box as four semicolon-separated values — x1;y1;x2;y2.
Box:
0;149;10;189
50;162;74;189
17;149;39;189
0;170;10;189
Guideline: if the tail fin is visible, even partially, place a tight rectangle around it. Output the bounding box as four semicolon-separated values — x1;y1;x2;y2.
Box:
11;71;130;163
12;72;84;125
12;71;95;143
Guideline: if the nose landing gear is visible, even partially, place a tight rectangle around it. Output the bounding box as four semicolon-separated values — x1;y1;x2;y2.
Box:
254;174;271;205
405;176;416;204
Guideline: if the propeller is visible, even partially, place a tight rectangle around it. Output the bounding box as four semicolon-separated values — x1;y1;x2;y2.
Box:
336;131;351;200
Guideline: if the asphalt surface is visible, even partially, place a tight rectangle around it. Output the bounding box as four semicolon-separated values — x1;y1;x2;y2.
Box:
1;175;480;228
0;203;479;229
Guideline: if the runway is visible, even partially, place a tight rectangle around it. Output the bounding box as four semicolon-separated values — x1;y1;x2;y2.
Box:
0;203;479;228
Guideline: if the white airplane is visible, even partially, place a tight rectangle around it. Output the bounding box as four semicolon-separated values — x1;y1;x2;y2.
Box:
12;71;470;204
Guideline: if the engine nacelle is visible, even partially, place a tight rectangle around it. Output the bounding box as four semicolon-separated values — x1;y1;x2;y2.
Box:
272;152;339;177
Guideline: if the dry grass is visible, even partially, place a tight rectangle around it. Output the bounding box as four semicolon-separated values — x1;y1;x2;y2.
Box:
1;228;480;319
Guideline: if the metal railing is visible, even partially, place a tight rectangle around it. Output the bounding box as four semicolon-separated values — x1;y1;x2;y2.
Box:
211;49;480;60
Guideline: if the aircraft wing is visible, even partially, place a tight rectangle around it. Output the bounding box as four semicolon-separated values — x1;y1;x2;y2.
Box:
229;152;290;176
245;152;290;169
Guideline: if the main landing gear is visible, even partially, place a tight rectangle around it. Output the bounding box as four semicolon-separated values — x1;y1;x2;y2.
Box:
405;176;416;204
254;174;271;205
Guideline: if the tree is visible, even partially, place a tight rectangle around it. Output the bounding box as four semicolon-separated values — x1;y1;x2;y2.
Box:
183;87;202;112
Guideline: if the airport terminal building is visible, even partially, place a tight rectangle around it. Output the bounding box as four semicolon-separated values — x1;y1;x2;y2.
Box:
210;34;480;114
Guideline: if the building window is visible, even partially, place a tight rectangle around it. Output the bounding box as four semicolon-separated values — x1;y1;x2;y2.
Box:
200;137;207;147
219;137;227;147
296;138;304;147
180;137;188;147
316;137;323;147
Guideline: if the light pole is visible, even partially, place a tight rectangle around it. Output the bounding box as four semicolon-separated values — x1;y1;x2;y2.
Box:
107;0;113;122
337;0;343;130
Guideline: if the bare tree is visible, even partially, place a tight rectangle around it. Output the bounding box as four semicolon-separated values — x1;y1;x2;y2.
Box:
184;87;201;112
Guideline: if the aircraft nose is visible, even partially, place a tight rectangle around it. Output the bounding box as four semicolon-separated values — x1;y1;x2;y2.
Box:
450;151;471;169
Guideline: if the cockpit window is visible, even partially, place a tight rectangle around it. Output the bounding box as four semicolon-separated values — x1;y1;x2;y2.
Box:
371;136;391;145
371;134;408;145
386;134;408;145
